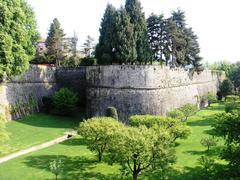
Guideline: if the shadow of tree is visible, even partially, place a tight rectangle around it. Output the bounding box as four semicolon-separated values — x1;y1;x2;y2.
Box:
187;116;214;127
14;113;79;129
60;137;87;146
23;155;123;180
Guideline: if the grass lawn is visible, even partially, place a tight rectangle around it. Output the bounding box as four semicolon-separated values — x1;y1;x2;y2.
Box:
1;114;79;157
0;103;226;180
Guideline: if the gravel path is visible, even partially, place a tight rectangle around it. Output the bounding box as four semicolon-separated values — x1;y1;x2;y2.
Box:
0;131;76;164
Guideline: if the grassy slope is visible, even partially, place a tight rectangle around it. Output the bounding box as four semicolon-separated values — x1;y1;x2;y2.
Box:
1;114;79;156
0;103;225;180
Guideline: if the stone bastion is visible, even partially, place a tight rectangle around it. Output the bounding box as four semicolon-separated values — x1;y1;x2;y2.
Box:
86;65;224;122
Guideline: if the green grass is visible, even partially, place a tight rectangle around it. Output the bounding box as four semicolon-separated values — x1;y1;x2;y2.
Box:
0;103;226;179
1;114;79;156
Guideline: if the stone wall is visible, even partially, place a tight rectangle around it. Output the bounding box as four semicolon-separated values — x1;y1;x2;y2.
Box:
86;65;224;122
0;65;57;120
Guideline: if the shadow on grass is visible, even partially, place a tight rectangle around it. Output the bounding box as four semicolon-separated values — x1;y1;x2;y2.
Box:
13;113;80;129
60;137;88;146
187;116;214;127
23;155;123;180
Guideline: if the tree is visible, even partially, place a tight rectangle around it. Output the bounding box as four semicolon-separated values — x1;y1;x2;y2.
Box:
45;18;65;66
0;0;39;80
125;0;151;63
129;115;191;143
49;158;63;180
179;104;198;121
52;88;78;116
212;112;240;177
114;7;137;64
69;32;78;57
79;117;125;162
200;136;217;152
83;35;94;57
96;4;118;64
220;79;234;98
109;126;176;180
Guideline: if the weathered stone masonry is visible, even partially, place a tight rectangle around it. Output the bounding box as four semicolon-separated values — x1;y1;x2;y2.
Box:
86;65;224;122
0;65;224;121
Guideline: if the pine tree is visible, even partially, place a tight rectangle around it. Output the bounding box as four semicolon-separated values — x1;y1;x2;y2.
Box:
114;7;137;64
125;0;150;63
70;32;78;57
96;4;118;65
45;18;65;66
83;35;95;57
0;0;39;80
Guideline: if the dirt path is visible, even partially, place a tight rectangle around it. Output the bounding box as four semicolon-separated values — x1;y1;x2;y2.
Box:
0;132;76;164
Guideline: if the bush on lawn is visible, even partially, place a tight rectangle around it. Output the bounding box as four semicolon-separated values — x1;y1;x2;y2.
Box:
52;88;78;116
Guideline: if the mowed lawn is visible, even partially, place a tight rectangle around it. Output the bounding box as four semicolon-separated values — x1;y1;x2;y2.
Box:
1;114;79;157
0;103;225;180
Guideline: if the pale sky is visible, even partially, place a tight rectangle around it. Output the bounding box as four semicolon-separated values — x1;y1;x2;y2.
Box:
26;0;240;63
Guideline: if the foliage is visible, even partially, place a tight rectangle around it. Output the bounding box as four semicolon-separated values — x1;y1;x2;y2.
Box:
105;107;118;120
80;57;97;66
109;125;176;180
83;35;95;57
200;136;217;152
167;109;184;121
179;104;198;121
129;115;191;143
96;4;118;65
49;158;63;180
225;102;240;113
198;155;215;176
45;18;65;66
220;79;234;98
30;54;48;64
200;93;217;107
212;112;240;176
79;117;124;162
52;88;78;116
42;96;53;113
0;0;39;80
61;56;81;67
147;9;203;71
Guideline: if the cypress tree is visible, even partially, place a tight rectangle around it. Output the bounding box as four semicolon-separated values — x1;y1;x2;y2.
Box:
96;4;118;65
125;0;150;63
45;18;65;66
114;7;137;64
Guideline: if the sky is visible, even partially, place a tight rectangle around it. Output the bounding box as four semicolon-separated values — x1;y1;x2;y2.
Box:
26;0;240;63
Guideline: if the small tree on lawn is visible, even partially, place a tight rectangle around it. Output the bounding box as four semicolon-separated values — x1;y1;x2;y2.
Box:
79;117;124;162
167;109;185;121
200;136;217;152
109;126;176;180
179;104;198;122
49;158;63;180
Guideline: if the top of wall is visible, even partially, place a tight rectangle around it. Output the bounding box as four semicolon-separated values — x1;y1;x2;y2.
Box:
86;65;225;89
6;65;56;83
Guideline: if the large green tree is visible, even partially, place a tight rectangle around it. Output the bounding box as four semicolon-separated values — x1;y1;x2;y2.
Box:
96;4;118;65
0;0;39;80
45;18;65;66
125;0;151;63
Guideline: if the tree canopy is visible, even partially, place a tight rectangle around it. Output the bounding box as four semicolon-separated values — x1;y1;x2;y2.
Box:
0;0;39;80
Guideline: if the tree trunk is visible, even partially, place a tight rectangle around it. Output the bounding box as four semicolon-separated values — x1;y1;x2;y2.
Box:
133;172;138;180
98;152;102;162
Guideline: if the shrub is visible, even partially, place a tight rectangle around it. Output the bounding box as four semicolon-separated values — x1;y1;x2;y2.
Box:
52;88;78;116
225;102;240;113
105;107;118;120
167;109;184;121
217;91;223;100
129;115;191;143
200;136;217;152
198;155;215;176
42;96;53;113
49;158;63;180
220;79;234;98
80;57;97;66
61;56;81;67
225;95;239;102
179;104;198;122
79;117;125;162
